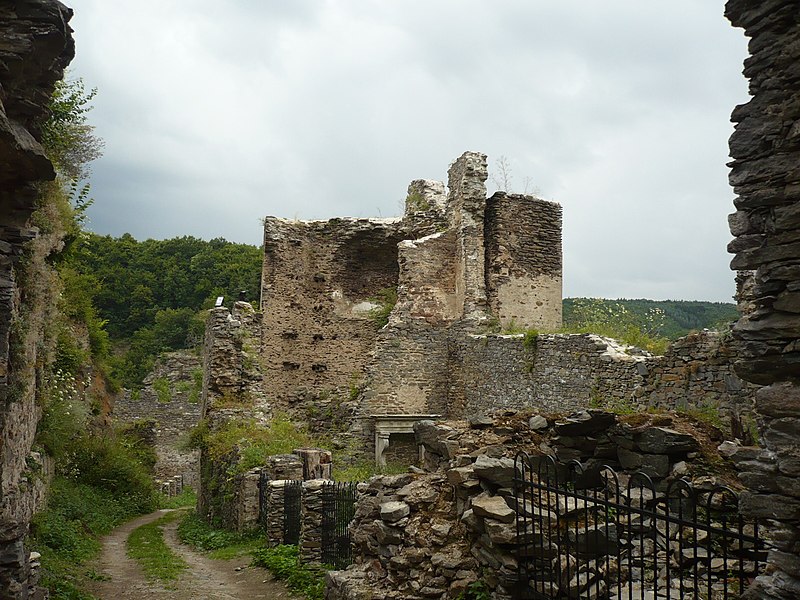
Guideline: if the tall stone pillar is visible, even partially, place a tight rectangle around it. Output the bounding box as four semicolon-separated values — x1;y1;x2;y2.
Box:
726;1;800;598
447;151;490;321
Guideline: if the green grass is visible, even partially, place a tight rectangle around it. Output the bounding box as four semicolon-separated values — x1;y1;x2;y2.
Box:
159;488;197;509
177;510;264;559
31;475;154;598
252;544;325;600
126;511;187;583
333;460;407;481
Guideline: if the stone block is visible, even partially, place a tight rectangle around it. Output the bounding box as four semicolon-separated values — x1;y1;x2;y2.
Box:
634;427;699;454
470;493;515;524
380;501;410;522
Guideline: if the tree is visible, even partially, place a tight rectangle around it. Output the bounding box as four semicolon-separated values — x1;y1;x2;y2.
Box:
40;76;104;180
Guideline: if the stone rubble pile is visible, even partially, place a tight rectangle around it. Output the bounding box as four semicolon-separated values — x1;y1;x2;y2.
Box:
326;411;749;600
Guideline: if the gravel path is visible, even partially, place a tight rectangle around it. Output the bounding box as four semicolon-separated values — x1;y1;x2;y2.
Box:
87;509;292;600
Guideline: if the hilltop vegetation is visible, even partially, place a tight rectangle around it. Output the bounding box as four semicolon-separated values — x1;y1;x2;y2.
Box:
67;233;263;388
563;298;738;339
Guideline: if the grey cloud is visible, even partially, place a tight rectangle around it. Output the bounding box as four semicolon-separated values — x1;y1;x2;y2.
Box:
68;0;748;301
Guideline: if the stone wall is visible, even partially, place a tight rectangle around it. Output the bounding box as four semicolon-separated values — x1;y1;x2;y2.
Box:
448;330;757;442
453;333;646;418
328;411;729;600
0;2;74;598
725;1;800;598
260;217;410;418
113;351;203;489
198;301;270;525
485;192;563;330
259;152;564;435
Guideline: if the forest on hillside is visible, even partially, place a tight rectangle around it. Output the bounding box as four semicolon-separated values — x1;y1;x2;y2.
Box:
61;229;739;390
64;233;263;388
562;297;739;339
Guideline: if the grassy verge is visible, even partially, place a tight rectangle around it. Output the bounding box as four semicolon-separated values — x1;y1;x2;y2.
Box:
159;488;197;509
252;544;325;600
126;511;187;583
177;511;264;559
31;476;155;598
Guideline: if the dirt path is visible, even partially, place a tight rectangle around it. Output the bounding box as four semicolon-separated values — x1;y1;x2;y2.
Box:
88;509;292;600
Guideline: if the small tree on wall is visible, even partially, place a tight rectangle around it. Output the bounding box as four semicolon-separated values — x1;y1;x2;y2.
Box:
489;155;539;196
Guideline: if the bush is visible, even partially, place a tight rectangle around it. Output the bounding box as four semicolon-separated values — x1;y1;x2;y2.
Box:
252;545;325;600
61;433;157;512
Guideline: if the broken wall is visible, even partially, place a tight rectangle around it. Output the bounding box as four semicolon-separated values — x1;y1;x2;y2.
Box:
260;217;409;419
485;192;563;330
725;1;800;597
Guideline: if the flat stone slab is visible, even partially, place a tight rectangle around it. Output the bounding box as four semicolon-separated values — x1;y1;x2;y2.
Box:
379;501;410;522
471;493;515;523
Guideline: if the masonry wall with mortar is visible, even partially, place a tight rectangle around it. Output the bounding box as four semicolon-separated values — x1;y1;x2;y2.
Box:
451;330;757;440
259;153;565;437
485;192;563;330
260;217;411;418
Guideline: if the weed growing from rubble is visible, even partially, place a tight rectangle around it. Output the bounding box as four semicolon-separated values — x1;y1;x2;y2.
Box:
369;287;398;329
252;544;325;600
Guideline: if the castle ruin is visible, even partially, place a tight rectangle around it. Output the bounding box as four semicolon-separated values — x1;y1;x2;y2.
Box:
259;151;563;453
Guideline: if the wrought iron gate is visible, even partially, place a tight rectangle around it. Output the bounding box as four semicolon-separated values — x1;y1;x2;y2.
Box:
321;481;358;568
283;479;303;545
513;452;768;599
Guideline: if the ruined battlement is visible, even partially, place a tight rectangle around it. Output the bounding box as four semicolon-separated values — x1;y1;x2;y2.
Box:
259;152;563;418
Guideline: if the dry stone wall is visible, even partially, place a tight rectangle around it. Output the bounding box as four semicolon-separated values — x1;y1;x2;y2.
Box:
327;411;728;600
725;2;800;598
0;2;74;598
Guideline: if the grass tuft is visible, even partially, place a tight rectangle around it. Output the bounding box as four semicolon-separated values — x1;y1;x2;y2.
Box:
126;511;187;583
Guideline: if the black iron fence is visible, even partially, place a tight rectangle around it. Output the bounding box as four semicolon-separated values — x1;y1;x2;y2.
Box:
258;470;270;527
283;479;303;545
513;452;768;600
321;481;358;569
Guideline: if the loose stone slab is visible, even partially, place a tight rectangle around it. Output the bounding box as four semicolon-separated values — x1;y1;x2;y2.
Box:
380;501;410;522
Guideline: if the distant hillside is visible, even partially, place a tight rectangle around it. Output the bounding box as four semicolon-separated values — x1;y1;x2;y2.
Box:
563;298;739;340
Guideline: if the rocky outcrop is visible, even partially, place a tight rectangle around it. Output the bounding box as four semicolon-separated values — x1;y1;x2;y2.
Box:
726;1;800;598
0;2;74;598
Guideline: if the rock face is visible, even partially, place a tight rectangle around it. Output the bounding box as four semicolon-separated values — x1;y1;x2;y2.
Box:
0;2;74;598
725;1;800;598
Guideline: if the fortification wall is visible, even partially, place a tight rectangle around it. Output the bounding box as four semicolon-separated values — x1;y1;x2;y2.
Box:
485;192;563;330
0;2;74;597
260;154;565;433
455;333;647;417
450;331;756;441
725;2;800;597
260;218;409;415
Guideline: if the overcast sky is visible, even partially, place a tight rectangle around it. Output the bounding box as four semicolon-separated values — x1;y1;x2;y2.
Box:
66;1;749;302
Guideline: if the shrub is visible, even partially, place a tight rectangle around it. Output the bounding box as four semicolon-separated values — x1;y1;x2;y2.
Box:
369;287;397;329
252;545;325;600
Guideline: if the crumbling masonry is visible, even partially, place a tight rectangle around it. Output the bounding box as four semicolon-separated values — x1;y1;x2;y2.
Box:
259;152;563;448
